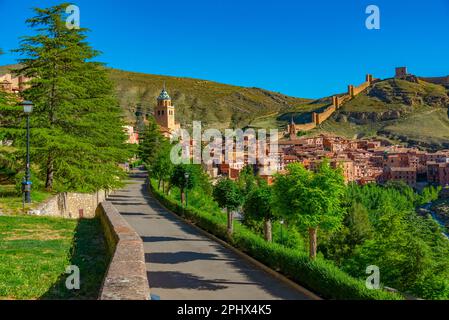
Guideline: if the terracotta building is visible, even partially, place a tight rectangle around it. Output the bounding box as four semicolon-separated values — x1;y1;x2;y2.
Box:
384;167;417;187
0;73;30;94
153;86;180;138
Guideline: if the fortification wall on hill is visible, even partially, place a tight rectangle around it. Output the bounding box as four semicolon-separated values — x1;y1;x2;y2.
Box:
348;81;369;97
314;105;336;124
292;122;317;131
419;76;449;86
288;73;375;134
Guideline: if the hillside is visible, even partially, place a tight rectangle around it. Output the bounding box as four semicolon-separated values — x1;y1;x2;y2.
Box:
3;62;449;148
108;68;311;130
0;64;311;130
307;78;449;149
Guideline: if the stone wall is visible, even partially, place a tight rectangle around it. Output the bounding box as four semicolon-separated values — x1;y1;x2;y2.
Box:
29;191;109;219
97;201;150;300
291;122;317;132
419;76;449;86
288;73;376;134
314;105;336;124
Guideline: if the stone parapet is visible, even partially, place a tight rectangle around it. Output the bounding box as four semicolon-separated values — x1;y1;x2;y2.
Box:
97;201;150;300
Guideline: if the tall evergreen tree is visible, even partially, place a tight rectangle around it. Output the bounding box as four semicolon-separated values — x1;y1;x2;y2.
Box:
12;4;129;192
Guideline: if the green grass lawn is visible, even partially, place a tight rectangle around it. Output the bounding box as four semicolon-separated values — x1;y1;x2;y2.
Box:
0;185;53;214
0;215;109;300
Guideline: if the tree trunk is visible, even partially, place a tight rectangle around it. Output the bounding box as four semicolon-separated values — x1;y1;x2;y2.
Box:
45;156;54;191
181;189;185;205
264;219;272;242
227;208;233;235
308;227;318;260
167;183;171;195
158;179;162;190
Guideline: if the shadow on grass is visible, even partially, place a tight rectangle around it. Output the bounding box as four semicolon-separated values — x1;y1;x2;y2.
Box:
39;218;110;300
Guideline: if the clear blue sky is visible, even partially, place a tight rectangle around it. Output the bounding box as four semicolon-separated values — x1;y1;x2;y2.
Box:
1;0;448;98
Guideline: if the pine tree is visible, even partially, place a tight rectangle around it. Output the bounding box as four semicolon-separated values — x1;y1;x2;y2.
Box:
11;3;130;192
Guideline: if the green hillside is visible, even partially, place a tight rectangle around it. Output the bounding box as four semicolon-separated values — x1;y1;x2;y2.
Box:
108;68;311;130
3;62;449;148
307;78;449;149
0;64;311;130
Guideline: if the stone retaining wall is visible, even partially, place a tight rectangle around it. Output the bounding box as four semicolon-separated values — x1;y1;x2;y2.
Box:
29;191;109;219
97;201;150;300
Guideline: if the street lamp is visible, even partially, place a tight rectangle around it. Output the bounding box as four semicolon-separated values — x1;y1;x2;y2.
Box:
20;100;33;204
279;219;285;246
184;172;189;208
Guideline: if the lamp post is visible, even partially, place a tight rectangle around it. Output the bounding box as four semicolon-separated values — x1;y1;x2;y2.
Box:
184;172;189;208
20;100;33;204
280;219;284;246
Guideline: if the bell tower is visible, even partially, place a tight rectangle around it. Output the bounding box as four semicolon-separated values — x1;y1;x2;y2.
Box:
154;84;176;130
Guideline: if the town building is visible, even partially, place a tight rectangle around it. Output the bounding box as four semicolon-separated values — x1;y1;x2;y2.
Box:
153;86;180;139
123;125;139;144
0;73;30;94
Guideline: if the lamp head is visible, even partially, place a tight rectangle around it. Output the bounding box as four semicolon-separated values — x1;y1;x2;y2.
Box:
21;100;33;113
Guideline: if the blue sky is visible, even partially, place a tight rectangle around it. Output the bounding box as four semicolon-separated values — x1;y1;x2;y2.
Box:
1;0;448;98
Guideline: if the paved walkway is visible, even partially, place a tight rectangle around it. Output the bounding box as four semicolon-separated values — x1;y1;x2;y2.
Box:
108;171;312;300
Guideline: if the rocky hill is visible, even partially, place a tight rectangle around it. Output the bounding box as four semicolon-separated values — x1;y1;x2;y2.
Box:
311;78;449;149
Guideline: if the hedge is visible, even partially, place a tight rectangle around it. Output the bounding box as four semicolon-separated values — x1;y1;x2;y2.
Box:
148;179;402;300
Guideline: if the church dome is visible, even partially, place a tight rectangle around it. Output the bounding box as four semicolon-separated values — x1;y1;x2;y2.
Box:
157;88;171;100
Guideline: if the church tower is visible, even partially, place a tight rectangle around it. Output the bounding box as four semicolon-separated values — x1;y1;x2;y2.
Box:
154;85;177;131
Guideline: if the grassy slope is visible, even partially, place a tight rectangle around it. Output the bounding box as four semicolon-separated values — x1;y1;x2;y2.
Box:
0;215;108;299
1;64;311;130
108;68;311;130
3;63;449;145
306;79;449;148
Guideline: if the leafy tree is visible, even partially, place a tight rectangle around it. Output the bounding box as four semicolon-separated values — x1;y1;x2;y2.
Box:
236;165;257;199
272;161;346;259
11;4;129;192
213;178;243;235
189;164;213;196
150;140;174;193
243;182;276;241
342;182;449;299
138;117;164;165
420;185;441;205
321;202;373;265
170;164;196;205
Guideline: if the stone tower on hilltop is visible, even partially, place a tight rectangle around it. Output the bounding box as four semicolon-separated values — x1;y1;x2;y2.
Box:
154;84;180;138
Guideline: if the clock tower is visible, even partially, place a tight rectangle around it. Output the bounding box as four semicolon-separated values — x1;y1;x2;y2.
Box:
154;84;180;137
